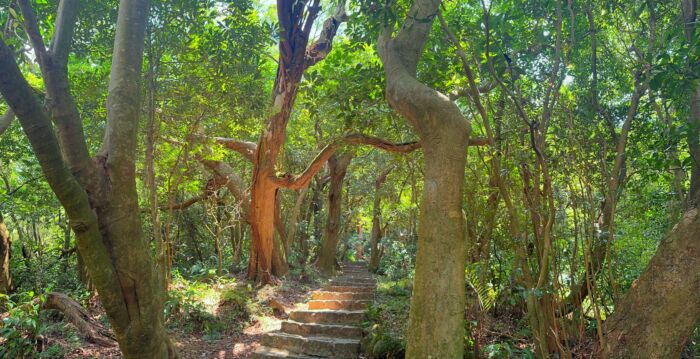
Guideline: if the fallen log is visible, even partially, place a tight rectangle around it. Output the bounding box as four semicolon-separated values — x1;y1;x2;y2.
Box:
43;292;116;347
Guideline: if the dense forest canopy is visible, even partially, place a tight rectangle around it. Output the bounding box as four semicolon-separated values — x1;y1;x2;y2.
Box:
0;0;699;358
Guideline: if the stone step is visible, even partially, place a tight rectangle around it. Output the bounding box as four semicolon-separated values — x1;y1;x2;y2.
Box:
324;285;374;293
327;282;376;289
342;262;366;267
308;300;371;310
336;276;373;281
251;346;317;359
289;310;365;325
261;332;360;358
311;291;373;301
331;278;376;285
281;320;362;339
335;274;375;280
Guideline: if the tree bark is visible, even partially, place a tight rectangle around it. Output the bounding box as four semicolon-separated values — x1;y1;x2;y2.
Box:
285;187;308;262
369;167;392;272
377;0;471;355
603;2;700;356
0;1;175;357
603;208;700;358
315;153;352;275
245;0;346;283
44;292;116;347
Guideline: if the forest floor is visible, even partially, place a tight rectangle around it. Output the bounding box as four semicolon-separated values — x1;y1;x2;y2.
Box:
43;270;324;359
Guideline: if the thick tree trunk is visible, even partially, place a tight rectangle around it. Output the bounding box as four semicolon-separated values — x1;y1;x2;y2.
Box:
316;153;352;276
0;214;11;293
243;0;345;284
603;208;700;358
0;1;175;357
378;2;471;355
248;176;279;283
603;4;700;356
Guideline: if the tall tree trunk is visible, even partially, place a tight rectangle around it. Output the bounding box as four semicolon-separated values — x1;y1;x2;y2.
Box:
604;2;700;356
316;153;352;275
378;1;471;355
145;29;166;287
0;1;175;357
369;166;392;272
311;177;326;245
245;0;345;283
285;187;308;263
0;213;11;293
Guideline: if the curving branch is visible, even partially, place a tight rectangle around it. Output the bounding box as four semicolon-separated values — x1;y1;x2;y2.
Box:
214;137;257;161
17;0;48;68
162;195;203;211
199;159;251;220
272;142;341;190
304;0;348;68
274;134;423;190
344;134;421;153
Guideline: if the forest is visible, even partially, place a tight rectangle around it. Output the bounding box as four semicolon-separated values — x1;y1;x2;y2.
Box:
0;0;699;358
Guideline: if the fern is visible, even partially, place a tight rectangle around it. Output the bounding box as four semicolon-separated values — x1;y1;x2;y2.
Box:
465;264;497;312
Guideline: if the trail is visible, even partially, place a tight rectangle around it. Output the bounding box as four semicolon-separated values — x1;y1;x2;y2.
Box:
252;262;376;358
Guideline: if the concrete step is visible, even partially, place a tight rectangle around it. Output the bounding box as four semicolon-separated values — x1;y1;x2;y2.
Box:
289;310;365;325
251;346;317;359
261;332;360;358
324;285;374;293
308;300;371;310
281;320;362;339
311;291;373;301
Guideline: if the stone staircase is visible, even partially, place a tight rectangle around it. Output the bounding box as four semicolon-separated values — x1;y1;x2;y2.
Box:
252;262;376;358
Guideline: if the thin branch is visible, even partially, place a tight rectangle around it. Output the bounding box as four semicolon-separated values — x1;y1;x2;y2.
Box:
344;134;421;153
17;0;49;68
162;195;204;211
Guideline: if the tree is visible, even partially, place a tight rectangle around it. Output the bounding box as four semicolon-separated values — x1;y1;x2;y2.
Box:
603;1;700;357
369;165;392;272
315;152;353;275
208;0;346;284
0;0;175;357
0;212;10;293
377;0;473;356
